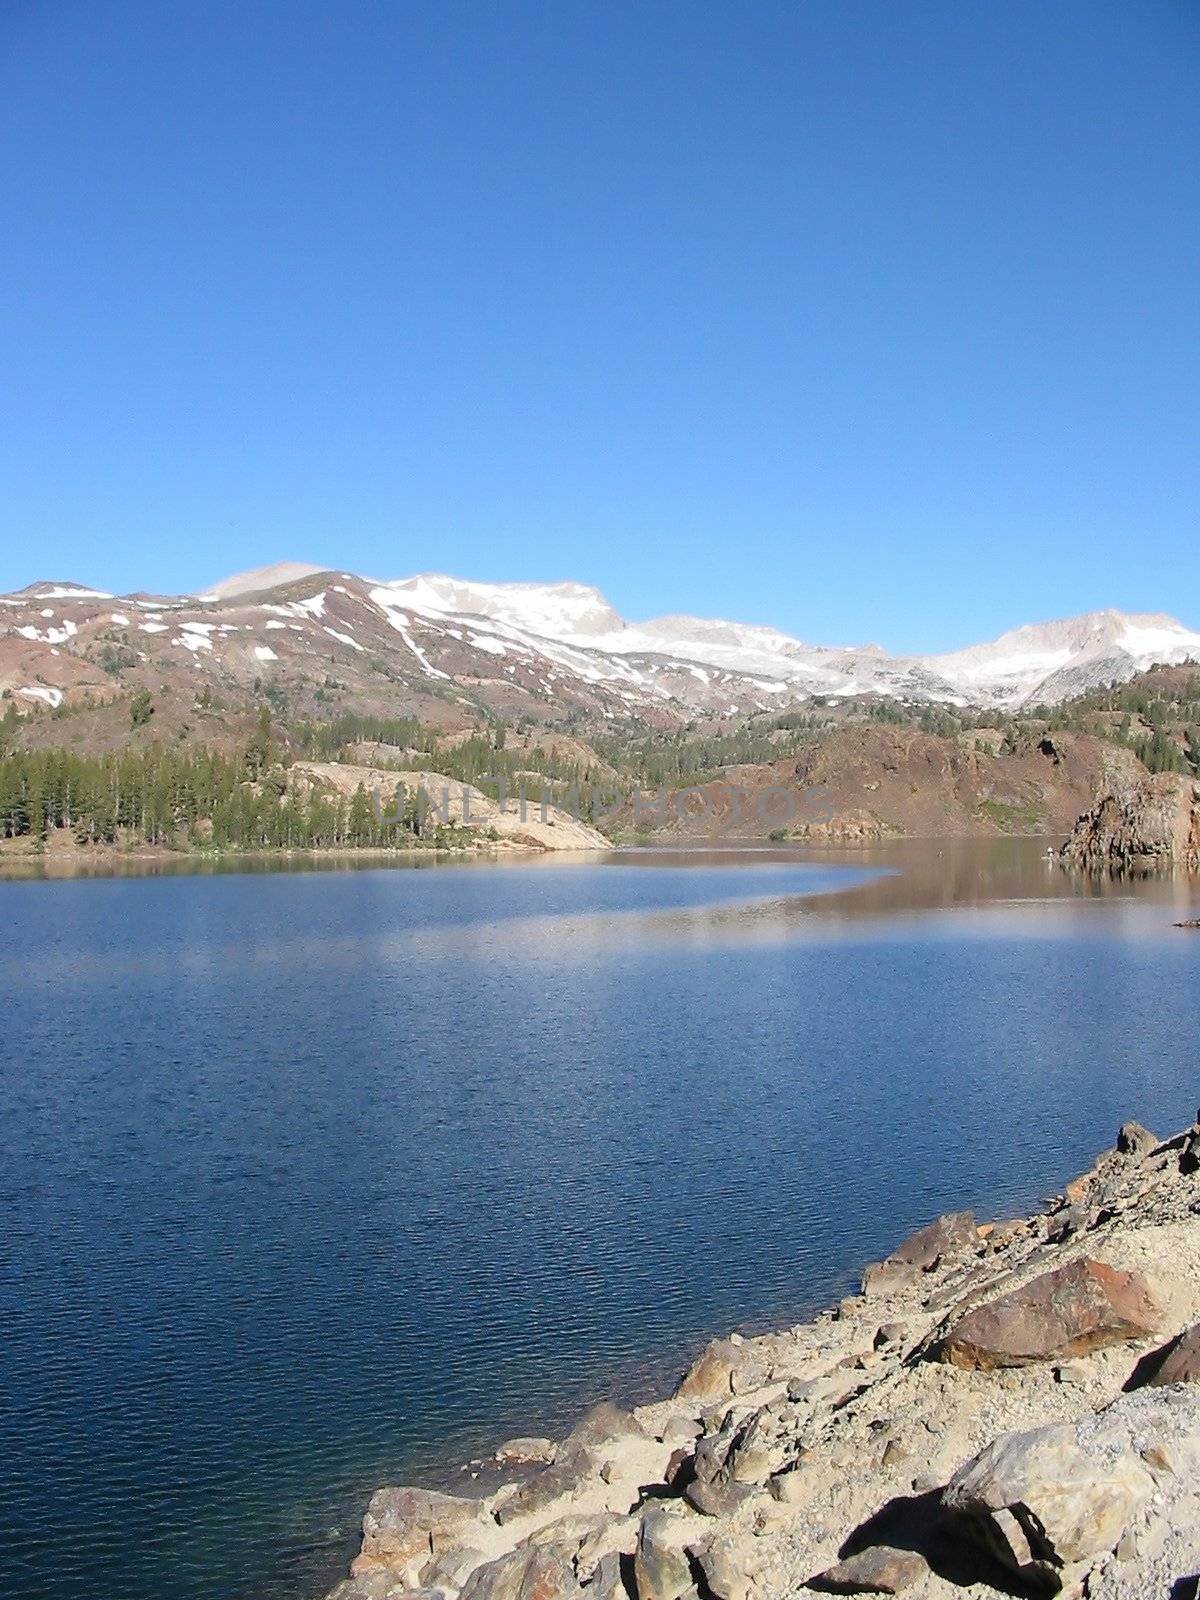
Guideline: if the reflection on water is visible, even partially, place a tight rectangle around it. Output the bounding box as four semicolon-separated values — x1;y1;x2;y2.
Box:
1;839;1199;1600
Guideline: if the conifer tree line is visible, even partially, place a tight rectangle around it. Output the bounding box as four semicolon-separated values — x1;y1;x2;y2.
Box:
0;745;440;851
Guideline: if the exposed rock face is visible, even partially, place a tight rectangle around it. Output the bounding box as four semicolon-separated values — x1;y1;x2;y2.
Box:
1062;774;1200;872
294;763;613;852
941;1258;1162;1370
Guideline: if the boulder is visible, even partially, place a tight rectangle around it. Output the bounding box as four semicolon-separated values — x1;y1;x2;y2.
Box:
564;1403;646;1453
661;1414;703;1446
860;1260;919;1299
355;1485;483;1575
1116;1121;1158;1158
421;1544;489;1591
942;1388;1200;1592
634;1506;697;1600
493;1458;588;1525
887;1210;977;1271
693;1532;760;1600
809;1547;930;1594
327;1576;421;1600
675;1339;742;1402
585;1551;632;1600
1144;1324;1200;1388
684;1477;755;1518
940;1258;1161;1370
458;1542;582;1600
944;1422;1151;1591
495;1403;648;1524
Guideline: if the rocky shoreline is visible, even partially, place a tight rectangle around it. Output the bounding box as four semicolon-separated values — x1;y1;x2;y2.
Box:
325;1117;1200;1600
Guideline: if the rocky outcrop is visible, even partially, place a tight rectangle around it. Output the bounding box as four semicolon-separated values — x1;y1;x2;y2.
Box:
1061;774;1200;872
293;763;613;852
325;1114;1200;1600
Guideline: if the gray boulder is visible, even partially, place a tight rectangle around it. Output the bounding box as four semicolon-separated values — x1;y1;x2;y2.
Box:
943;1388;1200;1592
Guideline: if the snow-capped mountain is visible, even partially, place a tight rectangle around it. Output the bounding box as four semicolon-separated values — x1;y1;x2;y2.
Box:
375;573;1200;707
1;563;1198;724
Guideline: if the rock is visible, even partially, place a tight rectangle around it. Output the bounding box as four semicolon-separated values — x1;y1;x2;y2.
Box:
1044;1203;1089;1245
942;1389;1200;1592
675;1339;740;1402
684;1477;755;1518
493;1458;587;1525
860;1260;919;1298
944;1424;1151;1590
575;1513;640;1580
809;1547;931;1594
1143;1324;1200;1387
421;1544;489;1591
1053;1359;1091;1386
327;1576;419;1600
986;1220;1027;1250
355;1486;482;1575
458;1542;581;1600
496;1437;558;1466
661;1414;703;1445
873;1322;909;1350
887;1210;977;1271
565;1403;646;1453
1064;1173;1094;1206
634;1506;696;1600
693;1533;759;1600
495;1403;647;1524
1181;1130;1200;1177
940;1257;1162;1370
768;1466;814;1507
585;1551;631;1600
1116;1121;1159;1158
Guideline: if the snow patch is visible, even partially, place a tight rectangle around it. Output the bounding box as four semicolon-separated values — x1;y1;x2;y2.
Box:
324;627;364;651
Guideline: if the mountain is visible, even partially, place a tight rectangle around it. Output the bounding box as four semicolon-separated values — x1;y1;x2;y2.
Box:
2;565;1198;731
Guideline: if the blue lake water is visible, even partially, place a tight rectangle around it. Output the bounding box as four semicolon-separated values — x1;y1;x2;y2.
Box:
2;842;1200;1600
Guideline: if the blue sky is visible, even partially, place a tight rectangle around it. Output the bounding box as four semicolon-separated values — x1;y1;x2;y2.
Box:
2;1;1197;652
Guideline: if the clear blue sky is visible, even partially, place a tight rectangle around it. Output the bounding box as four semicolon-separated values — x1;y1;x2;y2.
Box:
2;1;1197;651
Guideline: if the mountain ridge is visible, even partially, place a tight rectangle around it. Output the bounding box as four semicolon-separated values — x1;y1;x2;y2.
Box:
2;562;1199;725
